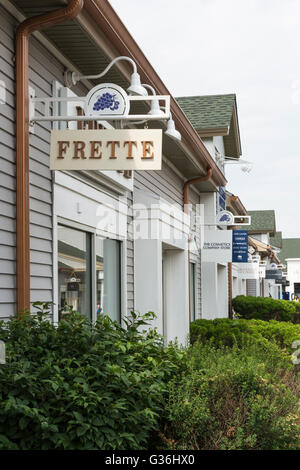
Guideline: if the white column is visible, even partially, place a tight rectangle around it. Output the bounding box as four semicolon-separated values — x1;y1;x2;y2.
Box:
163;249;189;345
134;239;163;334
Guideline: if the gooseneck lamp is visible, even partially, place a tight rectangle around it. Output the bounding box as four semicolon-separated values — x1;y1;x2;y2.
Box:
65;56;148;97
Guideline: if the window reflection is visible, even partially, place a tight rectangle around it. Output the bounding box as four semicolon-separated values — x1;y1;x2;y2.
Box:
96;238;121;322
57;226;121;322
57;226;91;319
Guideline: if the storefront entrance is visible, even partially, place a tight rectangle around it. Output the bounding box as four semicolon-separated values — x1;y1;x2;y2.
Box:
57;225;121;321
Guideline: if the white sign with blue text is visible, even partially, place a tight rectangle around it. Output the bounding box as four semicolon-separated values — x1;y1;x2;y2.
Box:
203;229;249;263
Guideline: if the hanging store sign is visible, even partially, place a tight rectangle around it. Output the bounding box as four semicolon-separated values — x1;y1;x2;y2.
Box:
238;262;259;279
259;264;266;278
216;210;235;226
50;129;162;171
232;230;248;263
202;230;232;262
203;229;249;263
218;187;226;211
85;83;130;117
275;278;289;286
265;269;282;280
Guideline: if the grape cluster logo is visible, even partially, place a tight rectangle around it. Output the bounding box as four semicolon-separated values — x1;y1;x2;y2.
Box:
220;214;231;222
93;92;120;112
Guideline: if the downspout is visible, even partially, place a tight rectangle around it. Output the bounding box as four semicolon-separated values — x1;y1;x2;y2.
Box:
183;168;213;211
16;0;84;315
183;168;213;323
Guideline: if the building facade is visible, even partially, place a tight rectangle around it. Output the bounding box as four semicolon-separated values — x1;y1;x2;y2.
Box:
1;0;241;345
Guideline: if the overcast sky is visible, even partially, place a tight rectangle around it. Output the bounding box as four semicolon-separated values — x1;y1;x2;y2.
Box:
110;0;300;238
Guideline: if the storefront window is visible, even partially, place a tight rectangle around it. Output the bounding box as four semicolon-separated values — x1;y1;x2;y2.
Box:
96;238;121;322
57;226;92;319
189;262;196;322
58;225;121;322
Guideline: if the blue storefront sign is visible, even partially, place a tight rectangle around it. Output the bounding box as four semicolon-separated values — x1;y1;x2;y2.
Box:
218;187;226;211
232;230;248;263
265;270;282;280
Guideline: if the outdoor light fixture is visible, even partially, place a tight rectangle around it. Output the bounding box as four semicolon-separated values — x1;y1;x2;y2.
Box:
159;106;181;142
165;116;182;142
216;154;253;173
64;56;148;96
141;84;165;116
31;57;171;127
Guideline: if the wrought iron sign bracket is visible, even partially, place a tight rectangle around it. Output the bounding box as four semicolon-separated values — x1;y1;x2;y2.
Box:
29;91;171;128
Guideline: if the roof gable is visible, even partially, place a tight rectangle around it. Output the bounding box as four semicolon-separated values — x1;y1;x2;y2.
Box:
247;210;276;235
270;231;282;249
176;94;241;158
279;238;300;264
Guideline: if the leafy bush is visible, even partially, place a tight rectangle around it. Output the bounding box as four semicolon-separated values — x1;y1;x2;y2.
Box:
0;303;186;450
190;317;300;354
232;295;296;322
161;341;300;450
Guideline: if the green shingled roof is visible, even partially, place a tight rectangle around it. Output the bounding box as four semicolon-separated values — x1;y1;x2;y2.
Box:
247;210;276;235
270;231;282;249
279;239;300;264
176;94;241;158
176;94;236;130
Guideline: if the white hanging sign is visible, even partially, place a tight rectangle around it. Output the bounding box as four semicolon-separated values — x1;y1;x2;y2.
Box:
238;262;260;279
50;129;162;171
202;230;232;262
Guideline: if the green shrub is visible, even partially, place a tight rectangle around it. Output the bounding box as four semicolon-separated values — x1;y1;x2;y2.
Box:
190;317;300;355
232;295;296;322
0;303;186;450
161;342;300;450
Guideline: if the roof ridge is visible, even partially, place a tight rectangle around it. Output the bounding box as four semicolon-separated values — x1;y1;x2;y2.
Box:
176;93;236;100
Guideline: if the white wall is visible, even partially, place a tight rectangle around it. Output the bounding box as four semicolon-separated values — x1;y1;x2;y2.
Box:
162;247;189;345
251;233;270;245
286;259;300;298
133;190;190;345
200;191;229;318
134;239;163;333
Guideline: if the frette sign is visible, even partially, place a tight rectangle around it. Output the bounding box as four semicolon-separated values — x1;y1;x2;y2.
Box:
50;129;162;171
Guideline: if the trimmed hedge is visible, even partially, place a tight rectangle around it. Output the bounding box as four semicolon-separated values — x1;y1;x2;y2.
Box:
190;317;300;353
232;295;298;322
0;303;186;450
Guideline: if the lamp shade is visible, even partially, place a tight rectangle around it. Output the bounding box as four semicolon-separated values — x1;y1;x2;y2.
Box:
148;99;165;116
165;118;181;142
127;72;148;96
